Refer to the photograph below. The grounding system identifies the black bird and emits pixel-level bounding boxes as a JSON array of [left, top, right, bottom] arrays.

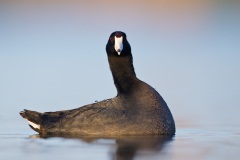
[[20, 31, 175, 136]]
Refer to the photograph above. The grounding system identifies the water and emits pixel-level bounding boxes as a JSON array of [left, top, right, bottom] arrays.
[[0, 1, 240, 159], [1, 127, 239, 160]]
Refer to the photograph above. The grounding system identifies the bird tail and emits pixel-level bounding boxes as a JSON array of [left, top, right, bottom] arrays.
[[20, 109, 42, 133]]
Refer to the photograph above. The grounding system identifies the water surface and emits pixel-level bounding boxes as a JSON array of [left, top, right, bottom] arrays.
[[1, 127, 239, 160]]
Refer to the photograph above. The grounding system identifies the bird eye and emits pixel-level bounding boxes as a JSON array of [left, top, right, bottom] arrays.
[[110, 37, 113, 42]]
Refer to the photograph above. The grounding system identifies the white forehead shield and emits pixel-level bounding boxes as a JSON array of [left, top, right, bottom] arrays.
[[114, 36, 123, 55]]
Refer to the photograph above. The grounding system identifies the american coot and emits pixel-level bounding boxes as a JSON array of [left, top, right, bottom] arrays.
[[20, 31, 175, 136]]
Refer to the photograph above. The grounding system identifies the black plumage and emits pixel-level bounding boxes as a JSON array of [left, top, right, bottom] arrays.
[[20, 31, 175, 136]]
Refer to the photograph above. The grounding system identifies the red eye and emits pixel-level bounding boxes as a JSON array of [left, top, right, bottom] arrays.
[[109, 37, 113, 42]]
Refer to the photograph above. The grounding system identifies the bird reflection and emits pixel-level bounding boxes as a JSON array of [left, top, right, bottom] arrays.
[[113, 136, 173, 160], [30, 134, 174, 160]]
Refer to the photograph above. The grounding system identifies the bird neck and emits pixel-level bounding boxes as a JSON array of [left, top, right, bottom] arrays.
[[108, 54, 137, 95]]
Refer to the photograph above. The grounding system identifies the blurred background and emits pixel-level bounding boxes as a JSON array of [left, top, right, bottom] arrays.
[[0, 0, 240, 134]]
